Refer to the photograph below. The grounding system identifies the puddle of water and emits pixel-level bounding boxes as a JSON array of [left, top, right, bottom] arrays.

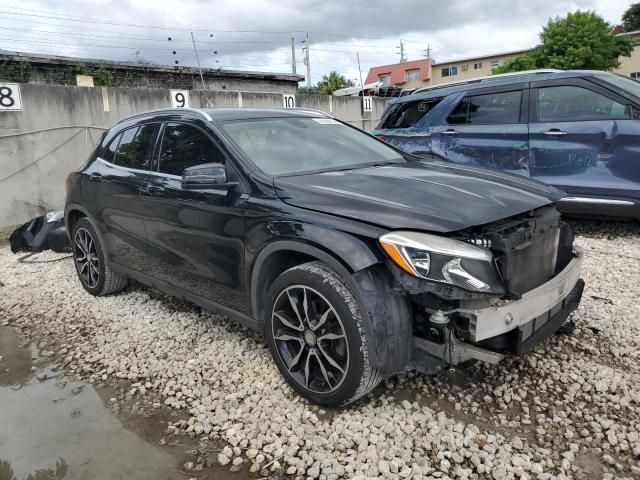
[[0, 326, 248, 480], [0, 327, 32, 386], [0, 370, 184, 480], [0, 327, 181, 480]]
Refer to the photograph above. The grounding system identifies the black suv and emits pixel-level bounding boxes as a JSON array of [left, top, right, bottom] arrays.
[[65, 107, 584, 407]]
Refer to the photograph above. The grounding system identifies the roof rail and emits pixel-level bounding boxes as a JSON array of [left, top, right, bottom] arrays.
[[287, 107, 331, 117], [412, 69, 563, 95], [117, 107, 213, 124]]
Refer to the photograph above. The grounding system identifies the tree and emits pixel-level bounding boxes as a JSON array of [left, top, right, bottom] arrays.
[[298, 85, 321, 94], [622, 3, 640, 32], [493, 11, 633, 74], [316, 71, 354, 95]]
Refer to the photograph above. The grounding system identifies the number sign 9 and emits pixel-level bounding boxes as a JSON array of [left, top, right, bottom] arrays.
[[170, 90, 190, 108], [0, 83, 23, 111]]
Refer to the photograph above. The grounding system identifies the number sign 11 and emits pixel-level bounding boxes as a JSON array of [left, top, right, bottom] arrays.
[[0, 83, 23, 111], [171, 90, 190, 108], [362, 96, 373, 112]]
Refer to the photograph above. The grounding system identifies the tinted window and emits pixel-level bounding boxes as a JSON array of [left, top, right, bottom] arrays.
[[447, 91, 521, 125], [101, 132, 120, 163], [382, 98, 442, 129], [468, 91, 521, 124], [447, 99, 469, 125], [159, 123, 225, 176], [113, 124, 158, 169], [538, 86, 630, 122]]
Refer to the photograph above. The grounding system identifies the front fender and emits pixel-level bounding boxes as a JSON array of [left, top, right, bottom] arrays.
[[249, 220, 412, 376]]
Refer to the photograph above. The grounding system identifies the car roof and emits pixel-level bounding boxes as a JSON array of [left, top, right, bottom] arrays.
[[396, 69, 604, 104], [117, 107, 330, 126]]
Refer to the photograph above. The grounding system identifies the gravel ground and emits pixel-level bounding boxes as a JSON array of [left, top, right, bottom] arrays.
[[0, 221, 639, 480]]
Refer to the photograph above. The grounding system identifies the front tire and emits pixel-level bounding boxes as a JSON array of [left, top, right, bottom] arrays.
[[264, 261, 382, 407], [72, 218, 128, 296]]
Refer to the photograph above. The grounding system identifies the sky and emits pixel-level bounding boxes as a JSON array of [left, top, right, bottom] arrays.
[[0, 0, 633, 85]]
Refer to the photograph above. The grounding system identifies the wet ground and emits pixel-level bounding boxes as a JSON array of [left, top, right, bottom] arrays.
[[0, 327, 240, 480]]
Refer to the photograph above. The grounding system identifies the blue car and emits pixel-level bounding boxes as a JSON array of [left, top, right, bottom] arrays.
[[373, 70, 640, 220]]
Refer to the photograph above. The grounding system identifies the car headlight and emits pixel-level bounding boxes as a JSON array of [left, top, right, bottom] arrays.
[[379, 231, 504, 294]]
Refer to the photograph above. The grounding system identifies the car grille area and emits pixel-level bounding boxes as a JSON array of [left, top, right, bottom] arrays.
[[458, 205, 570, 297]]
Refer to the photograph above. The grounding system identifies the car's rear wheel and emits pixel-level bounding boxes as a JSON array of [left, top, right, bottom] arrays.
[[264, 261, 382, 407], [72, 218, 128, 296]]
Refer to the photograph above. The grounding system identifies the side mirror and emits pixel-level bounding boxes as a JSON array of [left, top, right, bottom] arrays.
[[182, 163, 237, 190]]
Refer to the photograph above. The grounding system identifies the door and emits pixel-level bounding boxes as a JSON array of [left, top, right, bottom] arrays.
[[140, 121, 249, 314], [431, 86, 530, 177], [83, 123, 159, 271], [529, 79, 640, 200]]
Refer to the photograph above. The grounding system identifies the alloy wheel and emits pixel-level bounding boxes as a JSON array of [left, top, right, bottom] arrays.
[[271, 285, 349, 394], [74, 227, 100, 288]]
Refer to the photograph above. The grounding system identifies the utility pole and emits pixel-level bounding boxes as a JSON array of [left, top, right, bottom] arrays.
[[190, 31, 206, 89], [398, 39, 407, 63], [356, 52, 364, 95], [302, 32, 311, 88], [290, 36, 297, 75], [425, 44, 431, 60]]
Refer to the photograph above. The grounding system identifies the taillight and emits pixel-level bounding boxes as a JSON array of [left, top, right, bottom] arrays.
[[375, 135, 387, 142]]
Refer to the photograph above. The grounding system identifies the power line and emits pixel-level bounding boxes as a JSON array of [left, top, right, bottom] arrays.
[[0, 5, 427, 42]]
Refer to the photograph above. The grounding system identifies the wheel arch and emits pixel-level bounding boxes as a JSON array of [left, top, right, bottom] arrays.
[[250, 238, 413, 376], [64, 205, 110, 261], [250, 240, 361, 323]]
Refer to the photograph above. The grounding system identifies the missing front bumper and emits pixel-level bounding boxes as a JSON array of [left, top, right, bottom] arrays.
[[409, 252, 584, 374], [463, 250, 583, 343]]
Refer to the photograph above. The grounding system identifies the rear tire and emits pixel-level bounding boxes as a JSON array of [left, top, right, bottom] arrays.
[[72, 218, 128, 296], [264, 261, 382, 407]]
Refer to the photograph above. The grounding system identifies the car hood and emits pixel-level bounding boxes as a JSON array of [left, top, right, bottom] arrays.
[[274, 160, 564, 233]]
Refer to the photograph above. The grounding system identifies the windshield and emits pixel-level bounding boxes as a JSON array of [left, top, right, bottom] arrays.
[[221, 117, 405, 175], [594, 72, 640, 100]]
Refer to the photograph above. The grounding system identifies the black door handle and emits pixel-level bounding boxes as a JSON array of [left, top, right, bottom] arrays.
[[441, 129, 458, 136], [89, 172, 102, 182]]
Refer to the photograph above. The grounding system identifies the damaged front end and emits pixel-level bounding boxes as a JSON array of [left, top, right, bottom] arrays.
[[377, 205, 584, 375]]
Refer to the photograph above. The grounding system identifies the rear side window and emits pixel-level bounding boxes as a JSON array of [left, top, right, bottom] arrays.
[[382, 98, 442, 129], [100, 124, 158, 170], [537, 86, 630, 122], [158, 123, 225, 176], [100, 133, 120, 163], [114, 124, 158, 169], [448, 90, 522, 125]]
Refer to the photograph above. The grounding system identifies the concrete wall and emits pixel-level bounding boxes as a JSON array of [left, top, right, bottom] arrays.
[[0, 83, 386, 227]]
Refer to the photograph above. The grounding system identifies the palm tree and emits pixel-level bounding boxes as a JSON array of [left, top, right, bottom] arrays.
[[317, 71, 354, 95]]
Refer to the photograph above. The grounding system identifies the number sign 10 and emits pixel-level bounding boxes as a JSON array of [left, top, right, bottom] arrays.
[[282, 94, 296, 109], [0, 83, 23, 111], [171, 90, 190, 108]]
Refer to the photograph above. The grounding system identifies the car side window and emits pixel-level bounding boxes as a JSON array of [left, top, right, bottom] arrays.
[[113, 124, 158, 170], [537, 86, 630, 122], [447, 99, 469, 125], [100, 132, 121, 163], [382, 98, 442, 129], [447, 91, 522, 125], [158, 123, 225, 176]]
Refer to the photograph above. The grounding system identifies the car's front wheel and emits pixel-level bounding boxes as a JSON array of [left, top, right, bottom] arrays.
[[264, 261, 382, 407], [72, 217, 128, 296]]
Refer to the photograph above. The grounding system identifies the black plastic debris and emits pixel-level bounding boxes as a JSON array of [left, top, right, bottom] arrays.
[[9, 211, 70, 253]]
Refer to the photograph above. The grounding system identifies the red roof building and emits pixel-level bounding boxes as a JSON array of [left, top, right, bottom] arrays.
[[364, 59, 431, 88]]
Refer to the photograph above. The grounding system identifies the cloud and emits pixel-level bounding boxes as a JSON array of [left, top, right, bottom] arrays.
[[0, 0, 631, 83]]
